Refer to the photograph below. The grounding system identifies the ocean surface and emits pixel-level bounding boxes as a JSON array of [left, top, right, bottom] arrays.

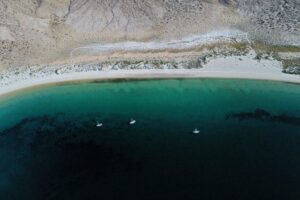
[[0, 79, 300, 200]]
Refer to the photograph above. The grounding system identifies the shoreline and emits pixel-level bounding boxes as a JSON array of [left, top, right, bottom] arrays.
[[1, 69, 299, 98], [1, 49, 299, 98]]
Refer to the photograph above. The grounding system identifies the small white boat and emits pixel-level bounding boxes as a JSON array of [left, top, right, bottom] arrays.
[[129, 118, 136, 125], [193, 128, 200, 134], [96, 121, 103, 127]]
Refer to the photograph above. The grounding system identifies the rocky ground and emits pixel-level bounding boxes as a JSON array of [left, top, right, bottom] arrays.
[[0, 0, 299, 71]]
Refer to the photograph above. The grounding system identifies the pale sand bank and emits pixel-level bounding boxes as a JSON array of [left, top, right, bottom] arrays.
[[0, 51, 299, 97], [1, 69, 299, 98]]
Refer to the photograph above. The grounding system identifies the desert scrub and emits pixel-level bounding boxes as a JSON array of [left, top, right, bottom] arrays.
[[282, 59, 300, 69]]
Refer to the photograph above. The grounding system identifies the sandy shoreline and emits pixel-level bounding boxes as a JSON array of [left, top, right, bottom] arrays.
[[1, 49, 299, 97], [1, 68, 299, 98]]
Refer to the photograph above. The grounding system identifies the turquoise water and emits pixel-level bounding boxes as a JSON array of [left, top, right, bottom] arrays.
[[0, 79, 300, 199]]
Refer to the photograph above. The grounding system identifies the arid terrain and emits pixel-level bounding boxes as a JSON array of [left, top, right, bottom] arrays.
[[0, 0, 299, 69]]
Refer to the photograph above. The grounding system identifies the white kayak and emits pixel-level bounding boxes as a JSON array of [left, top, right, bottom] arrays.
[[129, 119, 136, 125], [96, 122, 103, 127], [193, 128, 200, 134]]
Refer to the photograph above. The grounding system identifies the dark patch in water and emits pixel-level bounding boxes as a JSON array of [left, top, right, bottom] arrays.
[[225, 108, 300, 126], [1, 112, 300, 199], [50, 140, 139, 185], [0, 114, 143, 199]]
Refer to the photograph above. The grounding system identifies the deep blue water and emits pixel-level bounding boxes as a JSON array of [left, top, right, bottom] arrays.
[[0, 79, 300, 200]]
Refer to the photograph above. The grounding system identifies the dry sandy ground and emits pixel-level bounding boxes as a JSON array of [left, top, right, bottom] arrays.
[[0, 0, 299, 69]]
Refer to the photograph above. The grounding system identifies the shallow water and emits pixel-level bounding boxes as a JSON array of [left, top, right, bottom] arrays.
[[0, 79, 300, 199]]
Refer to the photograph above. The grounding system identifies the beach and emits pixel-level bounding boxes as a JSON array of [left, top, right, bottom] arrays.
[[1, 26, 299, 97], [1, 49, 299, 97], [0, 26, 299, 98]]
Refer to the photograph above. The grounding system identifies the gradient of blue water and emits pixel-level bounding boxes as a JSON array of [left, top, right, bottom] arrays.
[[0, 79, 299, 199]]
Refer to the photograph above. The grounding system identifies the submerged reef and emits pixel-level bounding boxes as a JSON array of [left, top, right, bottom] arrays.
[[225, 108, 300, 126]]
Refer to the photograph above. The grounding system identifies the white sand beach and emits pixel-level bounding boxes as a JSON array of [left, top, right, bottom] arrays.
[[0, 0, 299, 93], [1, 50, 299, 97]]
